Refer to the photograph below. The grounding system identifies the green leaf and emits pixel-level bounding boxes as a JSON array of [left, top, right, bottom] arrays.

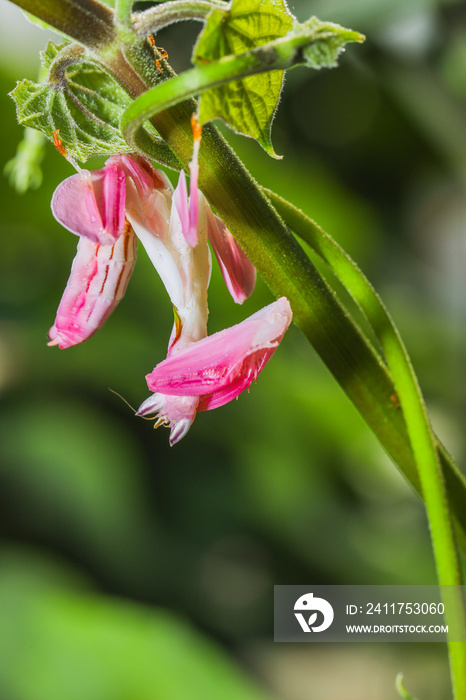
[[10, 42, 134, 162], [193, 0, 294, 157], [300, 17, 364, 70], [40, 39, 63, 70]]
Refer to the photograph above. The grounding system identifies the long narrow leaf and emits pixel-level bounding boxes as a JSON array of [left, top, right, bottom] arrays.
[[265, 189, 466, 697]]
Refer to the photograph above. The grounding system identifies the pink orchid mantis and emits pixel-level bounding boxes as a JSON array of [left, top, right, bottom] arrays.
[[49, 151, 292, 443]]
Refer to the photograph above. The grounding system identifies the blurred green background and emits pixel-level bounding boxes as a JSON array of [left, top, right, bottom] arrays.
[[1, 0, 466, 698]]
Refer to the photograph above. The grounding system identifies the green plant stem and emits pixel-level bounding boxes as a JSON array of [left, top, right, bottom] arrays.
[[121, 23, 362, 135], [266, 190, 466, 698], [115, 0, 134, 29], [132, 0, 226, 37], [261, 191, 466, 538], [10, 0, 115, 48], [120, 53, 269, 131]]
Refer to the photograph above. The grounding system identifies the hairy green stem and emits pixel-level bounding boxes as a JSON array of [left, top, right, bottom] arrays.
[[121, 21, 363, 131], [132, 0, 226, 37], [48, 43, 86, 84], [120, 53, 272, 130], [115, 0, 134, 29]]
